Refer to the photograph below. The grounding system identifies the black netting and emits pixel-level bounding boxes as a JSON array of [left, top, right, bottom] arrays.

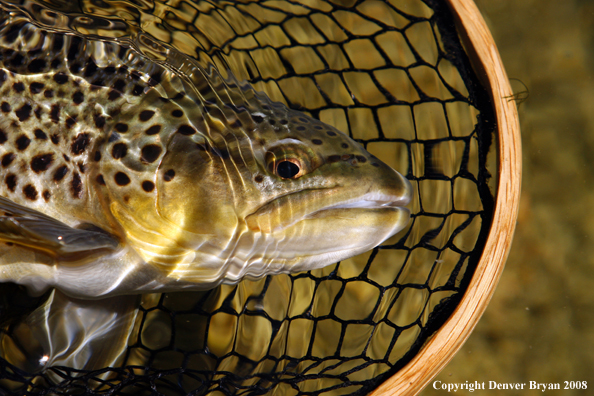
[[0, 0, 495, 394]]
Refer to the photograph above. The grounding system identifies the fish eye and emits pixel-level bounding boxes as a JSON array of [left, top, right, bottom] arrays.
[[275, 159, 302, 179]]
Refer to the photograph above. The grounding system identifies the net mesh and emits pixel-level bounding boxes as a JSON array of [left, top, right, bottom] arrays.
[[0, 0, 495, 394]]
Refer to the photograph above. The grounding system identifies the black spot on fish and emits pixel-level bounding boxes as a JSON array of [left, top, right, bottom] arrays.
[[148, 72, 162, 86], [112, 79, 126, 91], [63, 154, 70, 162], [53, 72, 68, 85], [96, 174, 105, 185], [71, 133, 90, 155], [1, 153, 14, 167], [94, 115, 106, 128], [296, 126, 306, 131], [145, 125, 161, 135], [356, 155, 367, 163], [34, 129, 47, 140], [114, 172, 130, 186], [5, 174, 16, 192], [52, 35, 64, 51], [43, 190, 51, 201], [326, 131, 336, 136], [94, 151, 101, 161], [66, 116, 77, 128], [118, 65, 128, 73], [50, 104, 60, 123], [254, 174, 264, 183], [71, 172, 82, 198], [1, 102, 10, 113], [140, 144, 162, 163], [298, 117, 309, 123], [50, 134, 60, 144], [30, 82, 44, 94], [171, 109, 183, 118], [34, 107, 42, 119], [13, 82, 25, 93], [108, 90, 121, 100], [5, 23, 24, 43], [44, 89, 54, 98], [139, 110, 154, 122], [177, 125, 196, 135], [371, 162, 380, 167], [328, 155, 341, 163], [72, 91, 84, 105], [132, 85, 144, 96], [108, 132, 120, 143], [31, 153, 54, 173], [23, 184, 37, 200], [115, 123, 128, 133], [142, 180, 155, 192], [0, 130, 6, 144], [130, 70, 142, 80], [28, 59, 46, 73], [111, 143, 127, 159], [10, 54, 24, 67], [229, 120, 242, 128], [312, 139, 323, 145], [0, 70, 6, 86], [15, 104, 32, 122], [53, 165, 68, 181], [16, 135, 30, 151], [105, 66, 116, 74], [163, 169, 175, 182], [313, 125, 323, 130], [268, 119, 276, 125], [341, 143, 349, 149]]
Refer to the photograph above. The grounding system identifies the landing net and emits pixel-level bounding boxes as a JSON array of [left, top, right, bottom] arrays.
[[0, 0, 495, 394]]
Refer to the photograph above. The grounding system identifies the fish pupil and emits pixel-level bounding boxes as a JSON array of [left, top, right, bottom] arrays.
[[276, 161, 300, 179]]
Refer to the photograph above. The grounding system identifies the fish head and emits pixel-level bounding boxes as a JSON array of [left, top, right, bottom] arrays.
[[126, 94, 412, 285]]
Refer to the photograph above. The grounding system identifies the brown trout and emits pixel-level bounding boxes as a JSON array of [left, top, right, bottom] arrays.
[[0, 5, 411, 375]]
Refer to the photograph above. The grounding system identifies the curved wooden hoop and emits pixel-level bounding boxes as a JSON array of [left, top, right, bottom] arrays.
[[370, 0, 522, 395]]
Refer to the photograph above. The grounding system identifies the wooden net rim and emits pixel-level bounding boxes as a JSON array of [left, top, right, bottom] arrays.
[[370, 0, 522, 394]]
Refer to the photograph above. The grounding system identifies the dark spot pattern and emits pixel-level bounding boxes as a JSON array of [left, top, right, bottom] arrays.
[[115, 123, 128, 133], [312, 139, 323, 145], [0, 70, 5, 85], [142, 180, 155, 192], [94, 115, 106, 128], [23, 184, 37, 200], [1, 102, 10, 113], [163, 169, 175, 182], [71, 133, 90, 155], [145, 125, 161, 135], [0, 130, 6, 144], [53, 72, 68, 84], [139, 110, 154, 122], [177, 125, 196, 135], [66, 116, 77, 128], [16, 135, 31, 151], [108, 90, 121, 100], [112, 143, 127, 159], [296, 126, 306, 131], [341, 143, 349, 149], [72, 91, 84, 105], [12, 82, 24, 93], [71, 173, 83, 198], [171, 109, 183, 118], [132, 85, 144, 96], [371, 162, 380, 167], [1, 153, 14, 167], [34, 129, 47, 139], [112, 79, 126, 91], [254, 174, 264, 183], [115, 172, 130, 186], [30, 82, 44, 94], [43, 190, 51, 201], [356, 155, 367, 163], [94, 151, 101, 161], [140, 145, 162, 163], [96, 174, 105, 185], [53, 165, 68, 181], [44, 89, 54, 98], [5, 174, 16, 192], [252, 115, 264, 123], [15, 104, 32, 121], [31, 153, 54, 173], [50, 134, 60, 144], [326, 131, 337, 136], [50, 104, 60, 123]]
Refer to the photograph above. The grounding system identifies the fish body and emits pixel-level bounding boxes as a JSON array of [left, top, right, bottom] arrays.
[[0, 10, 411, 299]]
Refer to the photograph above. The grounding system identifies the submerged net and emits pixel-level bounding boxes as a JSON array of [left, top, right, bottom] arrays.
[[0, 0, 495, 394]]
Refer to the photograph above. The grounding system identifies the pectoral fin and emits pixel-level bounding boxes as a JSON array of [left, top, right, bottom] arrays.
[[0, 196, 119, 255]]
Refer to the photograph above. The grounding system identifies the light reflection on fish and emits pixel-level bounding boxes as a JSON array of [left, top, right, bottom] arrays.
[[0, 7, 411, 377]]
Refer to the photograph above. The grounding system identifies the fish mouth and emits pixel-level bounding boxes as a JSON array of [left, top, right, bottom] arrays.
[[246, 180, 412, 234]]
